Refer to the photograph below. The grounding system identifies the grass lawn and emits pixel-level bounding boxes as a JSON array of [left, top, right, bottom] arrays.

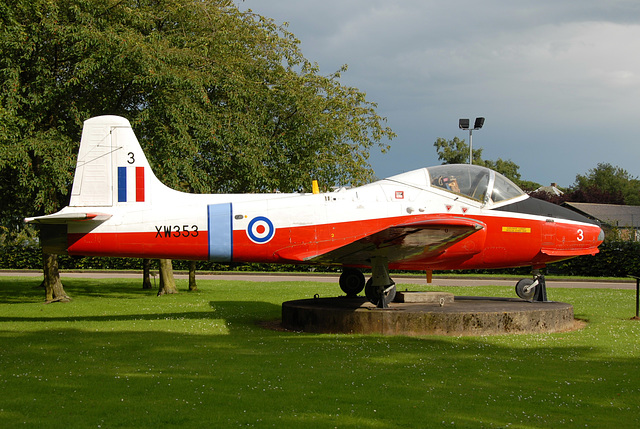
[[0, 275, 639, 428]]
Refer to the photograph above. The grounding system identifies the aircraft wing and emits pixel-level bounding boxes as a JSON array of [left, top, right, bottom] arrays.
[[24, 212, 112, 224], [304, 217, 486, 266]]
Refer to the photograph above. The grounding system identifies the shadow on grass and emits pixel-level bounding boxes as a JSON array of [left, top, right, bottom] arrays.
[[1, 323, 638, 428], [0, 276, 160, 303], [1, 276, 639, 427], [0, 300, 281, 325]]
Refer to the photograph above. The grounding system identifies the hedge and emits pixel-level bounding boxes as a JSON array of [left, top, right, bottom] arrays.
[[1, 240, 639, 277], [0, 244, 338, 273]]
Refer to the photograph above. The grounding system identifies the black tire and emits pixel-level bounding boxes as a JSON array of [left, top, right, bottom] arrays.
[[339, 268, 365, 297], [515, 278, 535, 300], [364, 278, 396, 306]]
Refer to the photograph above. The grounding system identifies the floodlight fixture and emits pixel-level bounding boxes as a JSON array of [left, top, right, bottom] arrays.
[[458, 117, 486, 164]]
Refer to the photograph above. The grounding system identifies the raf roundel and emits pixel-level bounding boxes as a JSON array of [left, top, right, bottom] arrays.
[[247, 216, 275, 244]]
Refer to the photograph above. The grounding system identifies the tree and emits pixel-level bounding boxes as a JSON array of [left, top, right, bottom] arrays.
[[142, 259, 153, 290], [1, 0, 395, 300], [42, 253, 70, 303], [434, 137, 482, 165], [188, 261, 198, 292], [157, 259, 177, 296], [569, 163, 640, 205]]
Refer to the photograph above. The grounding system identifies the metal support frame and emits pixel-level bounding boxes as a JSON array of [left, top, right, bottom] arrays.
[[532, 269, 548, 302], [370, 256, 395, 309]]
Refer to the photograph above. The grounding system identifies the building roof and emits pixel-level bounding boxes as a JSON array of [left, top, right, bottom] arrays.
[[535, 184, 563, 196], [563, 202, 640, 228]]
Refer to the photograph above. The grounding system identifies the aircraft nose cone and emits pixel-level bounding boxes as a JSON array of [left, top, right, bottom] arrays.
[[597, 227, 605, 243]]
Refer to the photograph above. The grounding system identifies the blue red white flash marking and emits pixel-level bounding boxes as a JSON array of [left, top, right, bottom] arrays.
[[117, 166, 145, 202], [208, 203, 232, 262]]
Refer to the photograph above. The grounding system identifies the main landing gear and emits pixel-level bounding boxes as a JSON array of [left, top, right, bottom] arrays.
[[341, 265, 551, 306], [339, 267, 365, 298], [515, 269, 549, 302], [339, 257, 397, 308]]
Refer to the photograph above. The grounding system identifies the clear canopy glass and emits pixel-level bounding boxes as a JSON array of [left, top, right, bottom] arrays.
[[426, 164, 524, 204]]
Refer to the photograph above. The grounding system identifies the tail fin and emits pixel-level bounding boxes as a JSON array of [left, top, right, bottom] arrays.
[[70, 115, 159, 207]]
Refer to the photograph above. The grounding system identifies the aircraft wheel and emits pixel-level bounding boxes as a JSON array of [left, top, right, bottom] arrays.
[[364, 278, 396, 307], [339, 268, 365, 297], [515, 278, 535, 300]]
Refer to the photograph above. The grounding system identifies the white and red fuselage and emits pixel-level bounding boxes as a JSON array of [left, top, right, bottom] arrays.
[[27, 116, 604, 275]]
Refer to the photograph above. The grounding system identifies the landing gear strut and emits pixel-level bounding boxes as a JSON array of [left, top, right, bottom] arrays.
[[515, 269, 548, 302], [364, 257, 397, 308], [338, 260, 397, 308]]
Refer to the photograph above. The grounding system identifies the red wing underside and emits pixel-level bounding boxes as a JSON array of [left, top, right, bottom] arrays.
[[307, 217, 486, 266]]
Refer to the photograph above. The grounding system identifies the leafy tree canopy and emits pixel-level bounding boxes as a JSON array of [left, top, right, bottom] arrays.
[[433, 137, 481, 165], [0, 0, 395, 229], [568, 163, 640, 205]]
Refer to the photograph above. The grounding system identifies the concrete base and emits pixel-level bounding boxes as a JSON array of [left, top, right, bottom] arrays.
[[281, 293, 577, 336], [395, 291, 454, 304]]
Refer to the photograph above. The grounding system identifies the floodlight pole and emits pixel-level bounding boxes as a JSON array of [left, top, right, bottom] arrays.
[[468, 128, 474, 165], [629, 275, 640, 320], [458, 117, 485, 165]]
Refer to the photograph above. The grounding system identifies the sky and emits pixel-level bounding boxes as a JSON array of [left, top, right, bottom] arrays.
[[236, 0, 640, 187]]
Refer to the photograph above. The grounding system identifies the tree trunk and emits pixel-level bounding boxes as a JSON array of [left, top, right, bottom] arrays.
[[188, 260, 198, 291], [42, 252, 71, 303], [142, 259, 153, 289], [157, 258, 177, 296]]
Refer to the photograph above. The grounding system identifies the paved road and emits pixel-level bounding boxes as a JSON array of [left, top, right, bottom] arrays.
[[1, 270, 635, 290]]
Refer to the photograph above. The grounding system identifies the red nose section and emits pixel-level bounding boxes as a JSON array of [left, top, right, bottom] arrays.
[[540, 223, 603, 258]]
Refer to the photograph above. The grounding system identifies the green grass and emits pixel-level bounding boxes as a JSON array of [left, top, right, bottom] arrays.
[[0, 276, 639, 428]]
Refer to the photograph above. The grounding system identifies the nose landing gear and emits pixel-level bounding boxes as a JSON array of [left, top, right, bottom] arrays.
[[515, 269, 548, 302]]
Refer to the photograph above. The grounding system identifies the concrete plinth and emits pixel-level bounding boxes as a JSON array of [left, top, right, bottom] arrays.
[[281, 294, 576, 336], [395, 291, 454, 304]]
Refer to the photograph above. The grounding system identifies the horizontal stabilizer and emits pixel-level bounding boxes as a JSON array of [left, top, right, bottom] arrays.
[[24, 212, 112, 225]]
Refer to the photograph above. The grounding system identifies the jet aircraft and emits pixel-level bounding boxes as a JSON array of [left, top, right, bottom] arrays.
[[26, 116, 604, 307]]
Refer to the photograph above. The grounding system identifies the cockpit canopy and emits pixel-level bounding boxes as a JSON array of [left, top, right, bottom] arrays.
[[426, 164, 524, 204]]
